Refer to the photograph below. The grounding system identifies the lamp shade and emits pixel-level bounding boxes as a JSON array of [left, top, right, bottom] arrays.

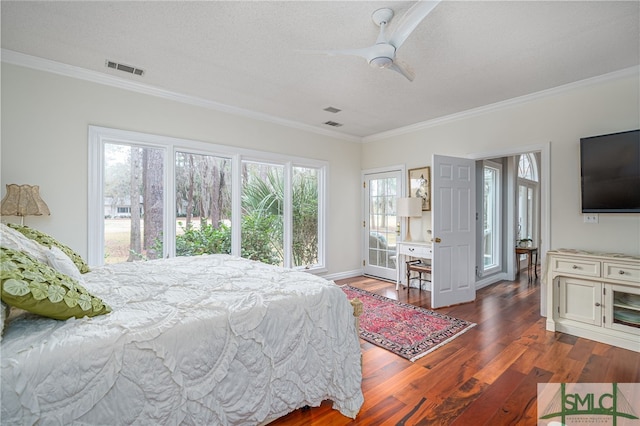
[[1, 184, 50, 218], [396, 197, 422, 217]]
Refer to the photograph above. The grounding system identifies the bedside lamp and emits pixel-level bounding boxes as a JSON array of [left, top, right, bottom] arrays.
[[1, 184, 51, 225], [396, 197, 422, 242]]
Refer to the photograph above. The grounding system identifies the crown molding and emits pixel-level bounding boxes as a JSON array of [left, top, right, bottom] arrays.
[[4, 49, 637, 145], [1, 49, 362, 143], [362, 65, 640, 143]]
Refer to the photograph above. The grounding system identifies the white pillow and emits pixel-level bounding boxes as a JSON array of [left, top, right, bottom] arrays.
[[0, 223, 49, 264], [44, 246, 85, 284], [1, 223, 84, 284]]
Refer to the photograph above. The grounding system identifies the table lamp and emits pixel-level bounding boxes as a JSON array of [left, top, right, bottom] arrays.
[[1, 184, 50, 225], [396, 197, 422, 241]]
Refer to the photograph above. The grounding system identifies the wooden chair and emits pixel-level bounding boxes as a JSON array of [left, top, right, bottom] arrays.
[[406, 259, 431, 292]]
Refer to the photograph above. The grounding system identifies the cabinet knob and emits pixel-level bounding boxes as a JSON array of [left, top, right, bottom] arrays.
[[618, 270, 625, 275], [408, 248, 415, 252], [595, 302, 601, 307], [572, 265, 578, 269]]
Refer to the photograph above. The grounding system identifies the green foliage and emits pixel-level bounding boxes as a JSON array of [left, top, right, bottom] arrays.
[[239, 212, 280, 265], [153, 218, 279, 264], [152, 167, 319, 267], [175, 222, 231, 257], [291, 171, 318, 266], [239, 166, 319, 266], [241, 170, 283, 264]]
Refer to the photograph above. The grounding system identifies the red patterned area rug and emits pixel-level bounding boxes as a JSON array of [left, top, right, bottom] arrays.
[[341, 285, 476, 362]]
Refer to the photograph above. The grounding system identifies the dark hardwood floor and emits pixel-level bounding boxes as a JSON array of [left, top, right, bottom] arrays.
[[270, 269, 640, 425]]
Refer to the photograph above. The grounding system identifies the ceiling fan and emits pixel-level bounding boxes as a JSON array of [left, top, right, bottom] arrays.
[[303, 0, 441, 82]]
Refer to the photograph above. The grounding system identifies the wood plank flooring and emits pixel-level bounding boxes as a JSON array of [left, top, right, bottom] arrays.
[[270, 270, 640, 425]]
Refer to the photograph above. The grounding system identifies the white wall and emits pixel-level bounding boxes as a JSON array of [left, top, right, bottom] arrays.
[[3, 62, 638, 279], [0, 63, 363, 275], [362, 72, 640, 255]]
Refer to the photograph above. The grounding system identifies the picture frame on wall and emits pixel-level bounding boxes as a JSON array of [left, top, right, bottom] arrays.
[[408, 166, 431, 211]]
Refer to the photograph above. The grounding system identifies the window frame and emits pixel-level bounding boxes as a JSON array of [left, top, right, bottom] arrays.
[[482, 160, 502, 276], [88, 126, 327, 271], [517, 153, 539, 247]]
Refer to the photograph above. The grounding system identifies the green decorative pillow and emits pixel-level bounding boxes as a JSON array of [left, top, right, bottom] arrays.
[[0, 247, 110, 320], [6, 223, 90, 274]]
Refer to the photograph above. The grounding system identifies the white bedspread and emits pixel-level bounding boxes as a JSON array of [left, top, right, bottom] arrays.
[[1, 254, 363, 425]]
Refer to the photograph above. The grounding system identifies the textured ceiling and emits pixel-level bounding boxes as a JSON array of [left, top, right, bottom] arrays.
[[1, 1, 639, 139]]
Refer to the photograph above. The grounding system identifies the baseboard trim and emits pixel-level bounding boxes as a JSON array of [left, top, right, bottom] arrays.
[[475, 272, 508, 290], [323, 269, 363, 281]]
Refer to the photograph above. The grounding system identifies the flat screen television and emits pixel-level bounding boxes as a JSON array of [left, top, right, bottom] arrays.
[[580, 129, 640, 213]]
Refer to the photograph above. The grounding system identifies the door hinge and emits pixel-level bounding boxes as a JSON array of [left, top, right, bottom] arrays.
[[362, 260, 366, 267], [557, 306, 560, 314], [603, 316, 606, 324], [363, 181, 366, 188], [603, 288, 606, 295], [363, 220, 366, 228]]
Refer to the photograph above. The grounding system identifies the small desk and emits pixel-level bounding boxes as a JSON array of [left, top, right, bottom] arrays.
[[396, 241, 432, 291], [515, 246, 538, 281]]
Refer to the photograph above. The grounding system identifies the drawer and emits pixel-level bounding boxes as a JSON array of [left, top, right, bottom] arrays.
[[604, 262, 640, 284], [399, 244, 432, 258], [552, 257, 600, 277]]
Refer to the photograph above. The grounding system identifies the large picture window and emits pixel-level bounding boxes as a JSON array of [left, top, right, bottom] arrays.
[[89, 126, 326, 271]]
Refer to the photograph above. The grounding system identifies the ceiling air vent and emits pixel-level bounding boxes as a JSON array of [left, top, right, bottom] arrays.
[[324, 121, 343, 127], [323, 106, 342, 113], [105, 60, 144, 76]]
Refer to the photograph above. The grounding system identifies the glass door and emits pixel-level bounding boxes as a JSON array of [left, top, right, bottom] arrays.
[[363, 170, 401, 281]]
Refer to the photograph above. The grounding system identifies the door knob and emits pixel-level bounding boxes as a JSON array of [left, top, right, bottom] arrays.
[[433, 237, 442, 243]]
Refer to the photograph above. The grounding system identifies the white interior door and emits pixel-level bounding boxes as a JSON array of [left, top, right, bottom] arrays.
[[431, 154, 476, 308]]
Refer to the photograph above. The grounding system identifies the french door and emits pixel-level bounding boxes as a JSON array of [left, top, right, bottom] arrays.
[[363, 170, 402, 281]]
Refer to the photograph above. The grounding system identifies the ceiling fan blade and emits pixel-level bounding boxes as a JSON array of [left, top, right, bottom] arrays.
[[296, 47, 373, 61], [389, 0, 441, 49], [389, 60, 415, 82]]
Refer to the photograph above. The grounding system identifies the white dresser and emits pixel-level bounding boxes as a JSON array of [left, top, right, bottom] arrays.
[[396, 241, 432, 291], [546, 249, 640, 352]]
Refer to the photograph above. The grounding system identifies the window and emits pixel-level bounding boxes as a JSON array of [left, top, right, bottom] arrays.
[[482, 161, 501, 274], [517, 153, 539, 245], [518, 153, 538, 181], [103, 143, 165, 263], [291, 166, 319, 268], [89, 126, 326, 271], [241, 161, 284, 265], [174, 151, 232, 257]]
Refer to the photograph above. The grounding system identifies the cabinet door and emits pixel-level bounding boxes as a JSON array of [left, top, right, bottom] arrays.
[[605, 284, 640, 336], [559, 277, 602, 326]]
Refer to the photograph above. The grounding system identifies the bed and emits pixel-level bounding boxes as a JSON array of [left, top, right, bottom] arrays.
[[0, 224, 364, 425]]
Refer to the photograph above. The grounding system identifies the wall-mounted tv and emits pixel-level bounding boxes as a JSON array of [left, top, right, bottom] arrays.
[[580, 129, 640, 213]]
